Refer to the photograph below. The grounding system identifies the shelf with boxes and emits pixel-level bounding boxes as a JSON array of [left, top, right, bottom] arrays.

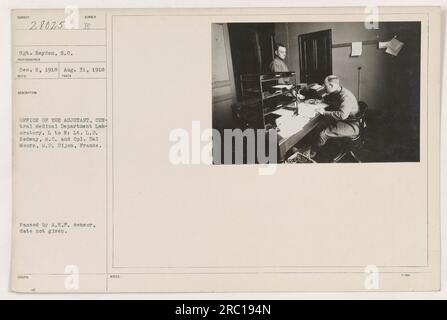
[[233, 72, 298, 130]]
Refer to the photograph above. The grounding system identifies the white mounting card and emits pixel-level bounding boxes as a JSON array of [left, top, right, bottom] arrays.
[[11, 6, 441, 293]]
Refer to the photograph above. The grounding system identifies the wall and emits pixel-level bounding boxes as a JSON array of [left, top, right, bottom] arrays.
[[275, 22, 398, 111], [212, 24, 237, 131]]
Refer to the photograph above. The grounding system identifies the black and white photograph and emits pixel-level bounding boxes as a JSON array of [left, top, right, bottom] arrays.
[[212, 22, 421, 163]]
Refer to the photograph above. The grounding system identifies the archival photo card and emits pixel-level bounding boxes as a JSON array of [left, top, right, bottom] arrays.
[[10, 6, 440, 293]]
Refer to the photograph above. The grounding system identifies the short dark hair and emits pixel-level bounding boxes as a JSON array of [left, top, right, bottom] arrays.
[[274, 43, 286, 51], [324, 75, 340, 84]]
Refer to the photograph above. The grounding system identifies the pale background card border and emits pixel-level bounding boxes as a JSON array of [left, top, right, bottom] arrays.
[[1, 0, 446, 299]]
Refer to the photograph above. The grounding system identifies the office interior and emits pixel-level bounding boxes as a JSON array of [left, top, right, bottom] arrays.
[[212, 22, 421, 163]]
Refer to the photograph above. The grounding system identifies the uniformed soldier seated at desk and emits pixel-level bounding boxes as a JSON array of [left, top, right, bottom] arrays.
[[310, 75, 360, 158]]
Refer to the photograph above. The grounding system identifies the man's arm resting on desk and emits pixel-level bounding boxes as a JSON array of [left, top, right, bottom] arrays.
[[319, 93, 357, 120]]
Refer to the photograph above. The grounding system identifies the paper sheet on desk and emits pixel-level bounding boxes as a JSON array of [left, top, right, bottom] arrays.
[[271, 108, 294, 117], [298, 102, 326, 118], [272, 109, 296, 128], [298, 108, 317, 118], [277, 115, 310, 138], [272, 84, 294, 90]]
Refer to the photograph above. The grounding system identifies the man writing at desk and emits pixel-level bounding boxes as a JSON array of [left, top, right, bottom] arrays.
[[311, 75, 359, 158]]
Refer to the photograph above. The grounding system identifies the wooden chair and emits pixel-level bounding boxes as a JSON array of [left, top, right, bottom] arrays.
[[332, 101, 368, 163]]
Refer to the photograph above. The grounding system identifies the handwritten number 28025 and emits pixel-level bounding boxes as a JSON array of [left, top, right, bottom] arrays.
[[29, 20, 65, 30]]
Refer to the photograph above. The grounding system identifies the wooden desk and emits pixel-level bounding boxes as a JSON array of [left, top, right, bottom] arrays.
[[274, 101, 328, 162]]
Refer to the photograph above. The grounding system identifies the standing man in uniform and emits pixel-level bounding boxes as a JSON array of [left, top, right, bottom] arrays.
[[269, 43, 291, 85], [269, 43, 289, 72]]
